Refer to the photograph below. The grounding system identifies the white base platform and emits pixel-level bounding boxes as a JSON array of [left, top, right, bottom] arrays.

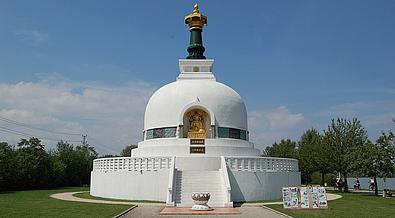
[[90, 156, 300, 205], [133, 138, 260, 157]]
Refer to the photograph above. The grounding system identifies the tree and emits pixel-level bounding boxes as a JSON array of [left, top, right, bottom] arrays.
[[15, 137, 51, 189], [120, 144, 137, 157], [323, 118, 368, 192], [298, 128, 322, 184], [0, 142, 15, 190], [52, 141, 98, 187], [73, 144, 97, 185], [352, 137, 394, 195], [263, 139, 297, 158], [0, 137, 99, 191], [53, 141, 74, 186], [315, 138, 334, 187]]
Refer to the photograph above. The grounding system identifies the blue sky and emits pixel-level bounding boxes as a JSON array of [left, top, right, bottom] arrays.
[[0, 1, 394, 154]]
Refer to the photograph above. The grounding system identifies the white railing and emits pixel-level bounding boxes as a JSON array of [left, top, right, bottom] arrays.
[[220, 156, 233, 207], [93, 156, 173, 172], [225, 156, 299, 172], [166, 156, 176, 206]]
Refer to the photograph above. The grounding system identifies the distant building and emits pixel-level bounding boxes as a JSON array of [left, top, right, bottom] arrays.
[[90, 4, 300, 207]]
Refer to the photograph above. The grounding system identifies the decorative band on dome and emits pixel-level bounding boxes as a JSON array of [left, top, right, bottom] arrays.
[[218, 127, 248, 141], [145, 127, 177, 140]]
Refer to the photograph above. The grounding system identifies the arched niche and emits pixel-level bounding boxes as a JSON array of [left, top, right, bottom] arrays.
[[179, 103, 215, 139]]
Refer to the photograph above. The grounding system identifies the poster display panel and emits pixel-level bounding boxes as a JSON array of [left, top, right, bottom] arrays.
[[282, 186, 328, 210], [300, 187, 309, 208], [318, 187, 328, 208], [282, 187, 292, 209]]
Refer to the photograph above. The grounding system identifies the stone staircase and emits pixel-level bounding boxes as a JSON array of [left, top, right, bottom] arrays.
[[174, 170, 226, 207]]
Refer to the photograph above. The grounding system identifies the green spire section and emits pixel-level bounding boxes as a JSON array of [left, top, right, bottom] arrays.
[[184, 4, 207, 59]]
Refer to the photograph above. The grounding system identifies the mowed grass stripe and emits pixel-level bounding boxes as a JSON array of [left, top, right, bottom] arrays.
[[0, 187, 131, 218]]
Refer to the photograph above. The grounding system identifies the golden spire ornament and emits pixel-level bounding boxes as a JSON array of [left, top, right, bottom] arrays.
[[184, 3, 208, 31], [184, 3, 207, 59]]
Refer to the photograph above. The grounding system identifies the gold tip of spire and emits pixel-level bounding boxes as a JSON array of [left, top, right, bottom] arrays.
[[185, 3, 207, 31], [193, 3, 199, 13]]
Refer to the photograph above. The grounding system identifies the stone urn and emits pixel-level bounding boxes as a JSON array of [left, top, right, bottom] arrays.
[[191, 192, 213, 210]]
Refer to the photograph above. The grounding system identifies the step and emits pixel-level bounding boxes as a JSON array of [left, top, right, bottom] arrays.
[[174, 170, 227, 207]]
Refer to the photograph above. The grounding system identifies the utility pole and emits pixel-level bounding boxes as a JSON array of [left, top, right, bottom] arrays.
[[82, 134, 87, 146]]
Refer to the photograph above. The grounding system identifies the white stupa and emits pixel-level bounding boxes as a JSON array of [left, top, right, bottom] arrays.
[[90, 4, 300, 207]]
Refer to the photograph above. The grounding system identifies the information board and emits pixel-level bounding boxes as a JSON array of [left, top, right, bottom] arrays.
[[282, 186, 328, 209]]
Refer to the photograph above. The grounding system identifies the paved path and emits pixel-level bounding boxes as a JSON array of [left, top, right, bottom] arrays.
[[51, 192, 289, 217], [51, 191, 341, 206], [50, 191, 164, 206], [51, 191, 341, 217], [121, 205, 289, 218]]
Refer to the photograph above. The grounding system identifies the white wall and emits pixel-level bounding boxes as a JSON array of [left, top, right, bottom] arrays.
[[175, 157, 220, 170], [228, 170, 301, 201], [90, 170, 169, 201], [133, 138, 260, 157], [90, 156, 301, 202]]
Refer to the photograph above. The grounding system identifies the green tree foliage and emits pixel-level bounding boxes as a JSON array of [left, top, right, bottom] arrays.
[[0, 142, 15, 191], [0, 137, 98, 191], [263, 139, 297, 158], [52, 141, 97, 186], [15, 137, 51, 189], [298, 128, 322, 184], [73, 145, 98, 185], [351, 138, 394, 195], [120, 144, 137, 157], [298, 129, 333, 186], [323, 118, 368, 192]]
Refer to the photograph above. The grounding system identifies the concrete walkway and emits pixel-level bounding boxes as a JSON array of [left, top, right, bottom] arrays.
[[51, 191, 341, 218], [51, 191, 342, 206], [121, 205, 289, 218], [50, 191, 165, 206], [51, 191, 289, 217]]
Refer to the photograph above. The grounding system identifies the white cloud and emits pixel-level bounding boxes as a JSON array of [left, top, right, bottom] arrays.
[[0, 78, 305, 155], [315, 100, 395, 139], [265, 106, 304, 129], [15, 29, 50, 46], [0, 79, 156, 154], [248, 106, 305, 151]]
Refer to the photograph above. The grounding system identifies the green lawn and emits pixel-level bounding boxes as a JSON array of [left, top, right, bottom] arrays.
[[73, 191, 164, 203], [0, 187, 132, 218], [267, 192, 395, 218]]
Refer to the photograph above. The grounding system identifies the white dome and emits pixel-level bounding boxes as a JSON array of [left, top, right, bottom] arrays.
[[144, 73, 247, 131]]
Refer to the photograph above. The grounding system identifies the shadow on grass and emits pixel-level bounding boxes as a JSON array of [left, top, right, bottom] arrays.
[[0, 190, 15, 194], [0, 186, 88, 195], [73, 191, 165, 203]]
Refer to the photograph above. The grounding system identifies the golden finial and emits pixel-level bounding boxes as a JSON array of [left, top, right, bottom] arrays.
[[193, 3, 199, 13], [185, 3, 207, 31]]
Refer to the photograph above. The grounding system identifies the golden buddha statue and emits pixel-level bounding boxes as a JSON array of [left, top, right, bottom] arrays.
[[188, 110, 206, 138]]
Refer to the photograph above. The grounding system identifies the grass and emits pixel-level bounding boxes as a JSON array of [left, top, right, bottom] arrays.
[[0, 187, 132, 218], [74, 191, 165, 203], [267, 192, 395, 218]]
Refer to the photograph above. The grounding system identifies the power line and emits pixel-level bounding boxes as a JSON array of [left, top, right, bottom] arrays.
[[88, 137, 119, 154], [0, 126, 80, 143], [0, 116, 81, 136], [0, 116, 118, 153]]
